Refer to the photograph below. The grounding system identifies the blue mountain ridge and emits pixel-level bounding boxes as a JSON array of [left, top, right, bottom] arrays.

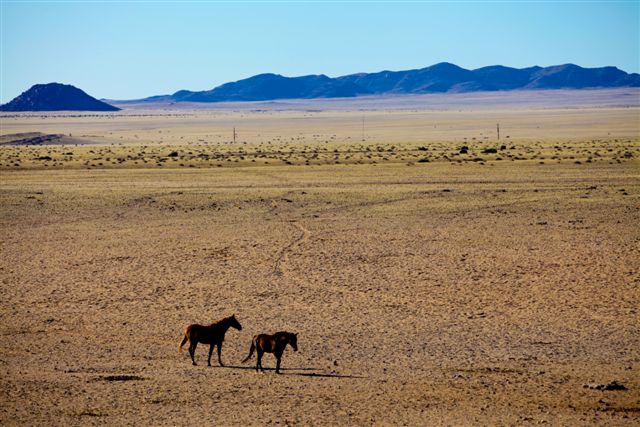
[[3, 63, 639, 110], [145, 62, 640, 103]]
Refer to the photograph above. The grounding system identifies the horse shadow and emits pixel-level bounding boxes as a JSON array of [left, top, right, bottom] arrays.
[[289, 371, 364, 379], [217, 364, 364, 379]]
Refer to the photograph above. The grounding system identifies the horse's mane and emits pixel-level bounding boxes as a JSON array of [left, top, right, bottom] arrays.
[[211, 315, 233, 325], [275, 331, 294, 338]]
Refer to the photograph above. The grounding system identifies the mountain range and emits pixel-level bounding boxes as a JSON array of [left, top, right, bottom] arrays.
[[1, 63, 639, 111], [139, 63, 640, 103], [0, 83, 120, 112]]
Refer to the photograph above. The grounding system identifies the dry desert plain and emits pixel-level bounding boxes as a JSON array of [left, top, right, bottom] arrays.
[[1, 90, 639, 425]]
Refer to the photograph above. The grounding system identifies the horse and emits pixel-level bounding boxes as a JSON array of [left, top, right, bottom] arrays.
[[242, 331, 298, 373], [178, 314, 242, 366]]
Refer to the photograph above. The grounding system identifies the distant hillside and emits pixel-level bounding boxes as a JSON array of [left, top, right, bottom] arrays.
[[171, 73, 372, 102], [135, 63, 640, 103], [0, 83, 120, 112]]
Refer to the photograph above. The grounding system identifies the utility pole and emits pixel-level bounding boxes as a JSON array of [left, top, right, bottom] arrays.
[[233, 127, 236, 144], [497, 123, 500, 140], [362, 114, 365, 142]]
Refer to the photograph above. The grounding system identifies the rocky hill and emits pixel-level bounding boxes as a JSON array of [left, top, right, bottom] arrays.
[[0, 83, 120, 112]]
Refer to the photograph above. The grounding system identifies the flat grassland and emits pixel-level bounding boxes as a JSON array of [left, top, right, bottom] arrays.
[[1, 90, 639, 425]]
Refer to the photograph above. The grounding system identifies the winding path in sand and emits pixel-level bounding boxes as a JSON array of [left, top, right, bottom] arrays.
[[273, 220, 310, 277]]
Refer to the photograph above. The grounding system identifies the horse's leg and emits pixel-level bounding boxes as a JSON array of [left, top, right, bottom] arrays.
[[207, 344, 214, 367], [256, 349, 263, 373], [189, 342, 198, 365], [217, 342, 224, 367], [274, 350, 283, 374]]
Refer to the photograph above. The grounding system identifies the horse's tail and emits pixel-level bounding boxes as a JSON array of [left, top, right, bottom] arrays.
[[178, 330, 189, 353], [242, 336, 257, 363]]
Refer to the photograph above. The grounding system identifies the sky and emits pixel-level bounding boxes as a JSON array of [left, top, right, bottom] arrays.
[[1, 1, 639, 103]]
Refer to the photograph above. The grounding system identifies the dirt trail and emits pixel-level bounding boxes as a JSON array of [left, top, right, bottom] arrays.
[[273, 220, 310, 277]]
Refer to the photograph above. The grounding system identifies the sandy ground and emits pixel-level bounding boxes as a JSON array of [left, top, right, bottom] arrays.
[[1, 93, 639, 425]]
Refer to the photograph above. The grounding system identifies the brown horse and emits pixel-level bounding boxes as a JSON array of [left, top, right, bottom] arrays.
[[242, 331, 298, 373], [179, 314, 242, 366]]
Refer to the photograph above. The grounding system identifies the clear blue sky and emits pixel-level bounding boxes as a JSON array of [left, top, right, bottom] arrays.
[[1, 1, 639, 102]]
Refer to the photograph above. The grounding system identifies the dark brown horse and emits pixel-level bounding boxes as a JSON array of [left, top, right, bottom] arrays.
[[179, 315, 242, 366], [242, 331, 298, 373]]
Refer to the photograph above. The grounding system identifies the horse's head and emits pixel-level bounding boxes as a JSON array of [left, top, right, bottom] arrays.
[[228, 314, 242, 331], [289, 332, 298, 352]]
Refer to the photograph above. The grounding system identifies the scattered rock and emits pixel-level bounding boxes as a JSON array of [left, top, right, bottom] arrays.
[[584, 381, 627, 391], [467, 312, 486, 319]]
